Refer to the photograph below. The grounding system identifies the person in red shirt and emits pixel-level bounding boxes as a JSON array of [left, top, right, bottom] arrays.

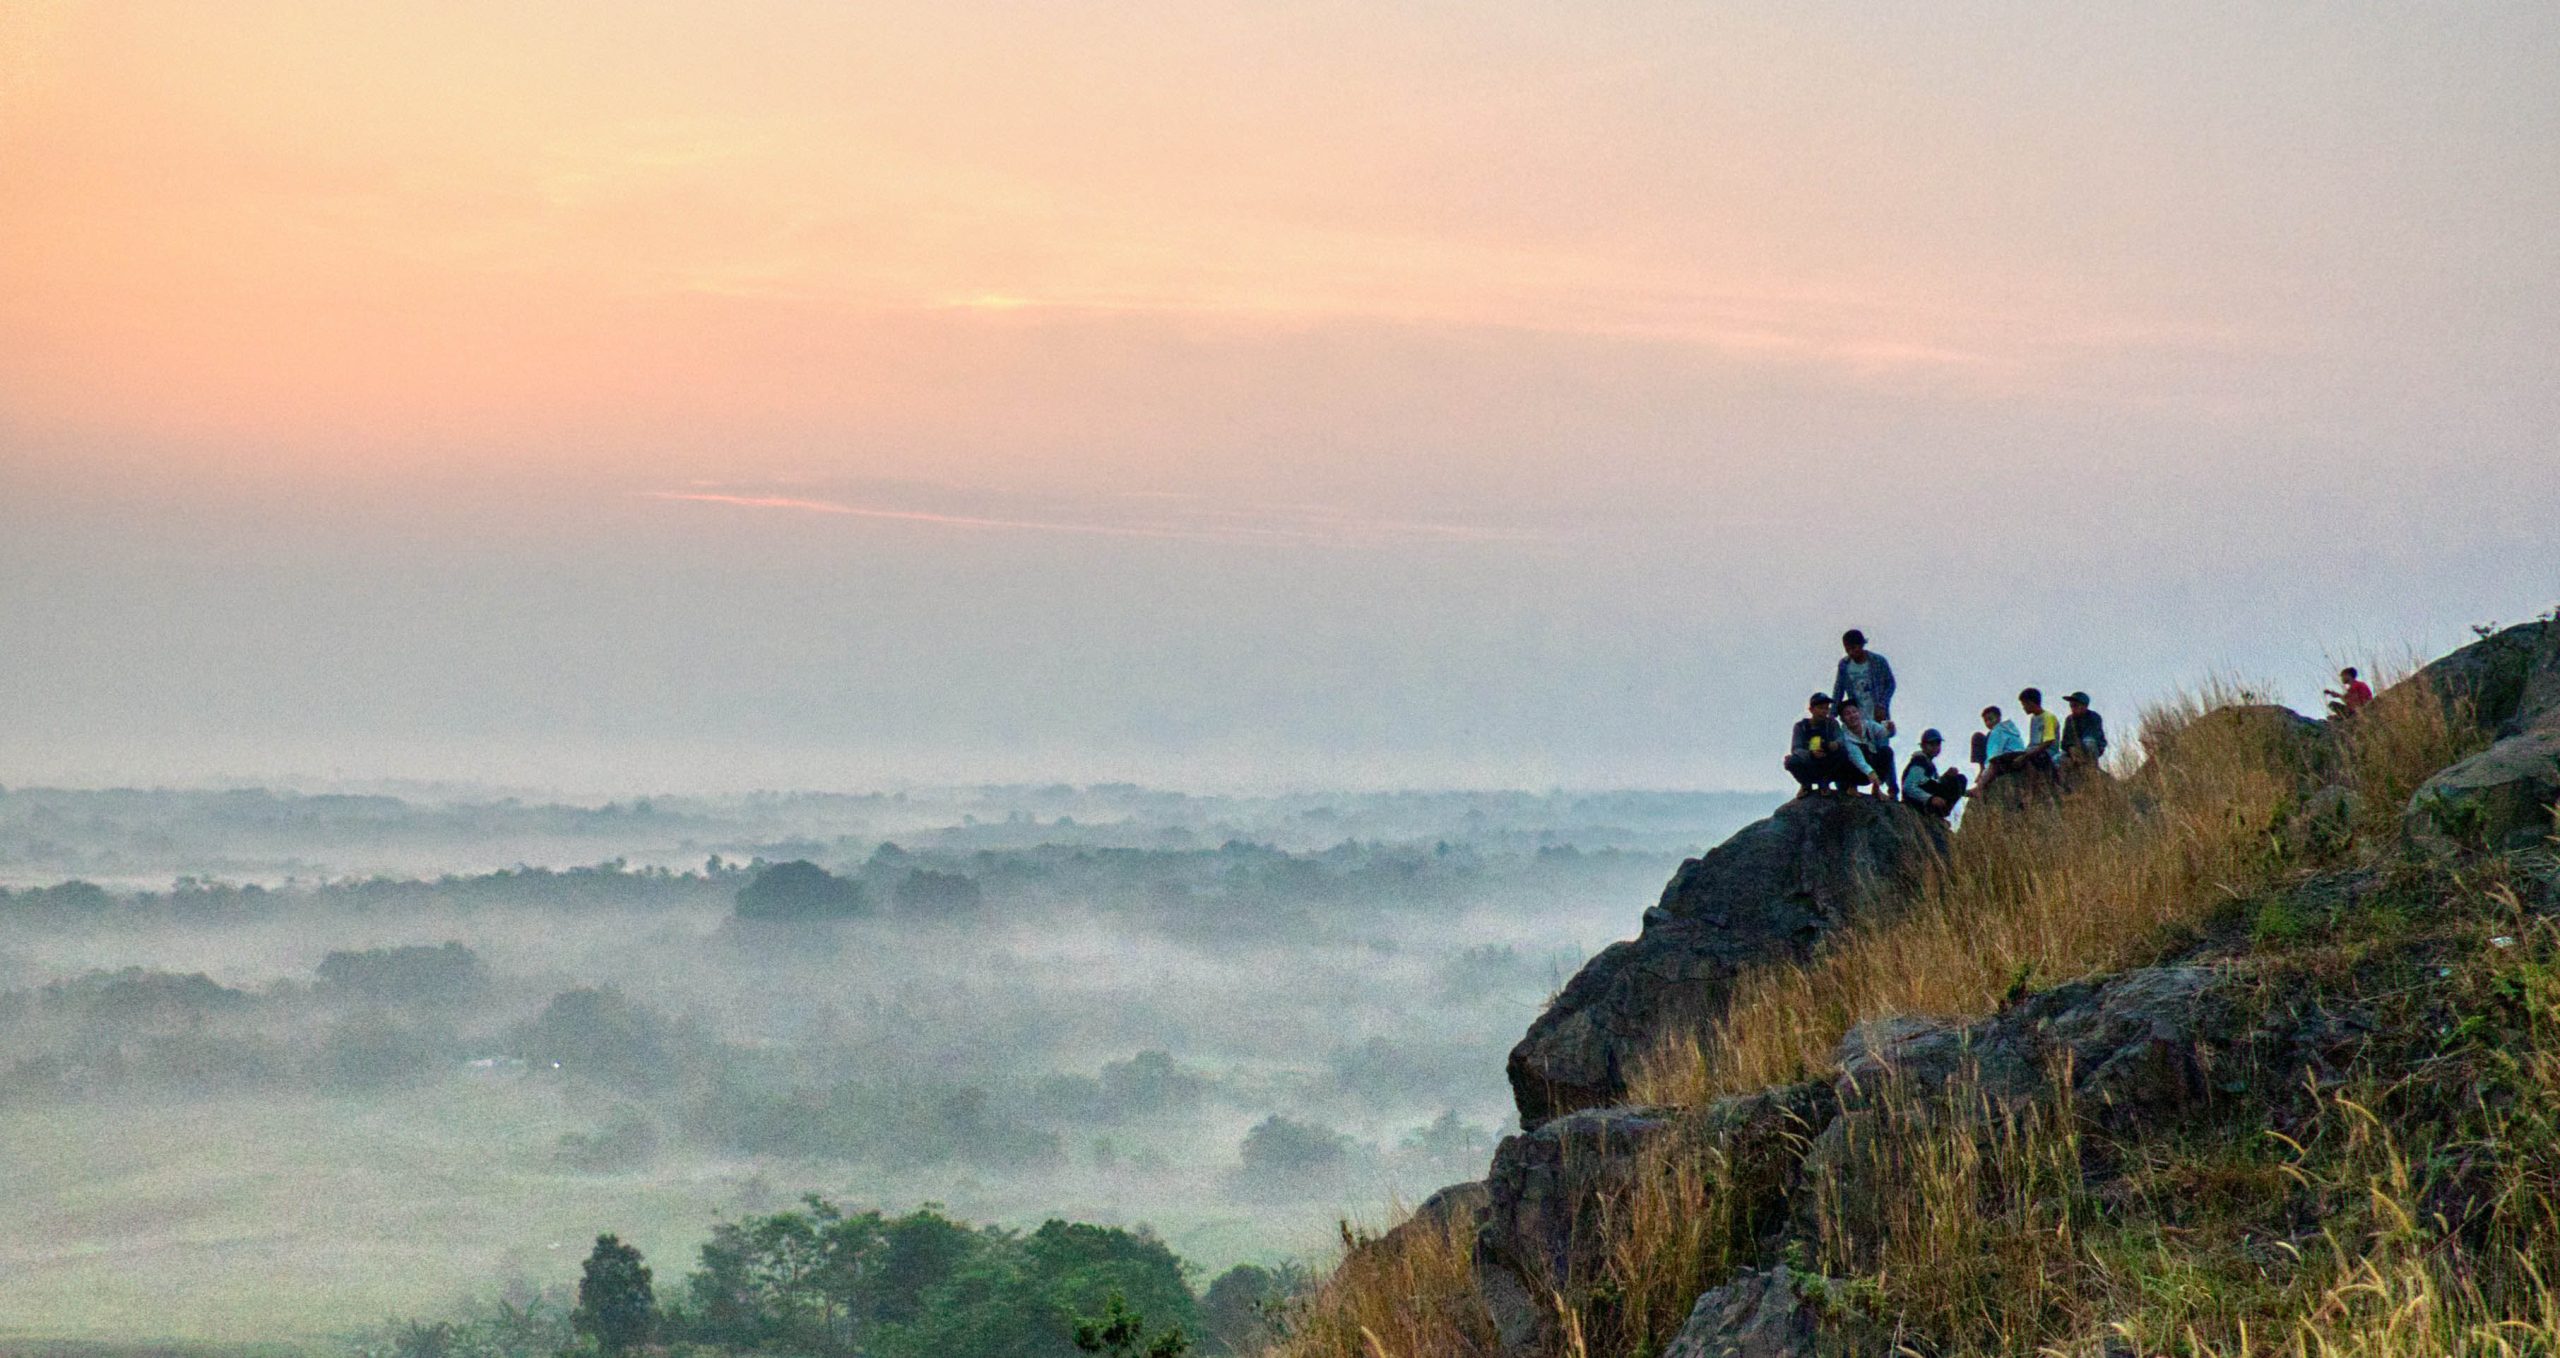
[[2325, 667, 2375, 719]]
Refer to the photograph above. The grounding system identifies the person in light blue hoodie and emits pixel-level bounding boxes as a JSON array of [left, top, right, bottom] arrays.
[[1975, 703, 2026, 788]]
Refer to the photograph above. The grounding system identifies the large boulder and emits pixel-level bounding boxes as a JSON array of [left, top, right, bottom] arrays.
[[2408, 726, 2560, 853], [1473, 1084, 1837, 1357], [2403, 618, 2560, 853], [1509, 796, 1945, 1127], [2403, 618, 2559, 737]]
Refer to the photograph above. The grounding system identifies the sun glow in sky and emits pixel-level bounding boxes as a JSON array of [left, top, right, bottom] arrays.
[[3, 1, 2557, 789]]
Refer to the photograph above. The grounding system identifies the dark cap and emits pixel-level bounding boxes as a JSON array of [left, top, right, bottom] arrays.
[[1808, 692, 1833, 706], [1920, 728, 1943, 745], [2065, 691, 2091, 706], [1842, 629, 1866, 647]]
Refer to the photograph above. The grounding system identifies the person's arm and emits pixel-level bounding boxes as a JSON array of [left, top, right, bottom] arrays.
[[1831, 658, 1849, 707], [1873, 654, 1896, 721], [1842, 730, 1873, 779], [1790, 719, 1813, 760]]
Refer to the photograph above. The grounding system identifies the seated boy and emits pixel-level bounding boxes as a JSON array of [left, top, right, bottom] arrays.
[[2325, 667, 2374, 719], [1785, 693, 1876, 796], [1978, 704, 2027, 784], [1900, 729, 1968, 819]]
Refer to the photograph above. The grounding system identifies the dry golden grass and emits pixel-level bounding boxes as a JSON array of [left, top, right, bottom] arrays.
[[1806, 1063, 2092, 1352], [1629, 674, 2481, 1110], [1275, 1203, 1497, 1358]]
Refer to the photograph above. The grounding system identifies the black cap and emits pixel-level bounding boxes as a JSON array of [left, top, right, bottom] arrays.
[[2065, 691, 2091, 706], [1842, 629, 1866, 647], [1920, 728, 1943, 744], [1808, 692, 1832, 706]]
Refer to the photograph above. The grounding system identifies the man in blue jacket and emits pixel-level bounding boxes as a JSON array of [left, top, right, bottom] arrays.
[[1833, 631, 1898, 795], [1833, 630, 1896, 728]]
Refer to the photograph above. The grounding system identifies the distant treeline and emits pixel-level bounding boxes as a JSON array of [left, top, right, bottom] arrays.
[[0, 835, 1667, 928], [358, 1197, 1300, 1358]]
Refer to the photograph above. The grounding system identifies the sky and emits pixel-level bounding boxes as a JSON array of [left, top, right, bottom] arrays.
[[3, 1, 2557, 793]]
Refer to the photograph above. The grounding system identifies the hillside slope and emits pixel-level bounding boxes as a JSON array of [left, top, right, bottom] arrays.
[[1277, 617, 2560, 1358]]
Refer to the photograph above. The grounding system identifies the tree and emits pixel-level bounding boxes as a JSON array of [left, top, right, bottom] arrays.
[[512, 987, 672, 1091], [1073, 1292, 1191, 1358], [1200, 1264, 1292, 1355], [892, 868, 985, 915], [574, 1234, 655, 1354], [735, 860, 865, 922]]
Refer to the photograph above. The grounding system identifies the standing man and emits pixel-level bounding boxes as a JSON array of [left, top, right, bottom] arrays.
[[1901, 729, 1969, 819], [1786, 693, 1877, 797], [1833, 630, 1898, 796], [1833, 630, 1897, 730], [2062, 692, 2108, 770]]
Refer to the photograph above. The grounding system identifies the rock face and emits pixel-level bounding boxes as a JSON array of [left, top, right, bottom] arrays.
[[2407, 618, 2558, 737], [1508, 796, 1945, 1127], [2405, 618, 2560, 852], [1473, 1085, 1836, 1357], [1829, 965, 2237, 1124]]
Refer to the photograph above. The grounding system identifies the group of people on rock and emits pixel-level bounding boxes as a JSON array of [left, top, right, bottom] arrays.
[[1784, 629, 2110, 820]]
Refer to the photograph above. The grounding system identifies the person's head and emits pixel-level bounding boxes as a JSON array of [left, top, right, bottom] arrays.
[[1982, 705, 2003, 727], [1839, 697, 1866, 728], [2341, 666, 2359, 682], [1807, 692, 1833, 720], [1842, 628, 1868, 659], [2065, 691, 2091, 714], [2019, 687, 2044, 712], [1920, 728, 1944, 754]]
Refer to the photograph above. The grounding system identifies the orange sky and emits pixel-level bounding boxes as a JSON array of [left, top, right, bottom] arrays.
[[2, 0, 2344, 483], [3, 2, 2555, 789]]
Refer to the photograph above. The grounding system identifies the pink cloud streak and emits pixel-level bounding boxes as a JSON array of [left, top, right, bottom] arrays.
[[640, 491, 1543, 547]]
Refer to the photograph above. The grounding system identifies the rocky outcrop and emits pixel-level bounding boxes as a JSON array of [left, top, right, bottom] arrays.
[[2405, 618, 2560, 853], [1508, 796, 1945, 1127], [1662, 1268, 1880, 1358], [2406, 618, 2558, 737], [1363, 1179, 1491, 1262], [1473, 1084, 1835, 1357], [1829, 965, 2237, 1124]]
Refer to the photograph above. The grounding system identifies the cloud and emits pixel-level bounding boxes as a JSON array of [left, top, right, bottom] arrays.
[[640, 489, 1548, 548]]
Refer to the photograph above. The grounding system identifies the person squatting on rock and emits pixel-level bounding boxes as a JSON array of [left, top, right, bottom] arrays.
[[2325, 667, 2374, 719], [1786, 692, 1878, 797], [1900, 728, 1969, 819], [2062, 691, 2107, 770], [1839, 698, 1897, 798]]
